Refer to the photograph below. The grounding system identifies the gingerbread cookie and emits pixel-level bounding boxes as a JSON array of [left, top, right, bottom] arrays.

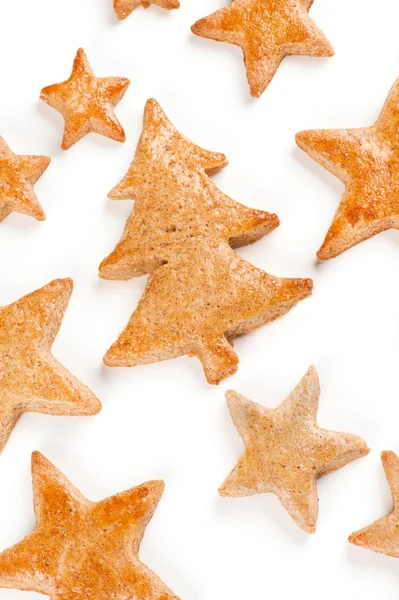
[[191, 0, 334, 97], [296, 76, 399, 260], [0, 452, 180, 600], [40, 48, 130, 150], [0, 279, 101, 452], [99, 99, 313, 384], [0, 137, 50, 222], [349, 451, 399, 558], [114, 0, 180, 20], [219, 366, 369, 532]]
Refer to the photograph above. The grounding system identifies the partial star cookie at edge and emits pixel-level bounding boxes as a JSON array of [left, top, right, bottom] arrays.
[[0, 279, 101, 452], [40, 48, 130, 150], [114, 0, 180, 20], [0, 137, 50, 222], [296, 76, 399, 260], [219, 366, 369, 533], [0, 452, 180, 600], [191, 0, 334, 97], [349, 451, 399, 558]]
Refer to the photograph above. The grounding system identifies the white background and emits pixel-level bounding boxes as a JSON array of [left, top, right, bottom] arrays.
[[0, 0, 399, 598]]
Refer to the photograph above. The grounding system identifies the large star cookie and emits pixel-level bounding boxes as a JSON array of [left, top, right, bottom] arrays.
[[191, 0, 334, 97], [296, 76, 399, 260], [0, 279, 101, 452], [0, 137, 50, 222], [0, 452, 180, 600], [114, 0, 180, 20], [99, 99, 313, 384], [349, 451, 399, 557], [40, 48, 130, 150], [219, 366, 369, 532]]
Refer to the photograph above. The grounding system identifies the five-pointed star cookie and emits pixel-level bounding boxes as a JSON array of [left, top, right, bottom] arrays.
[[349, 451, 399, 557], [0, 278, 101, 452], [0, 137, 50, 222], [219, 366, 369, 532], [0, 452, 180, 600], [114, 0, 180, 20], [40, 48, 130, 150], [296, 76, 399, 260], [191, 0, 334, 97]]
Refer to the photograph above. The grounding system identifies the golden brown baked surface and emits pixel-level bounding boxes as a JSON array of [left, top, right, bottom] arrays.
[[0, 279, 101, 452], [191, 0, 333, 97], [100, 99, 313, 384], [114, 0, 180, 20], [0, 137, 50, 222], [219, 366, 369, 532], [40, 48, 130, 150], [0, 452, 180, 600], [296, 76, 399, 260], [349, 451, 399, 558]]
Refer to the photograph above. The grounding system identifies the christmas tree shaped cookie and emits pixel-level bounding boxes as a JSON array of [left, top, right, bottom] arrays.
[[114, 0, 180, 20], [100, 100, 313, 384]]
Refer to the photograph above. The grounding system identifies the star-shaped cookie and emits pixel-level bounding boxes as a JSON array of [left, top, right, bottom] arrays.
[[114, 0, 180, 20], [40, 48, 130, 150], [0, 452, 180, 600], [0, 278, 101, 452], [349, 451, 399, 557], [0, 137, 50, 222], [191, 0, 334, 97], [296, 76, 399, 260], [219, 366, 369, 532]]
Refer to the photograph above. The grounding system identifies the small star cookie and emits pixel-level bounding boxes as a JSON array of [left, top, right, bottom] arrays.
[[0, 452, 180, 600], [0, 279, 101, 452], [220, 366, 369, 532], [191, 0, 334, 97], [0, 137, 50, 222], [40, 48, 130, 150], [349, 451, 399, 558], [114, 0, 180, 20], [296, 76, 399, 260]]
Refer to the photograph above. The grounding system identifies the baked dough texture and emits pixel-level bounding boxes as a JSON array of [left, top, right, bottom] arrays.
[[99, 99, 313, 384], [0, 137, 50, 222], [349, 451, 399, 558], [220, 366, 369, 532], [114, 0, 180, 20], [0, 278, 101, 452], [0, 452, 180, 600], [191, 0, 333, 97], [296, 76, 399, 260], [40, 48, 130, 150]]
